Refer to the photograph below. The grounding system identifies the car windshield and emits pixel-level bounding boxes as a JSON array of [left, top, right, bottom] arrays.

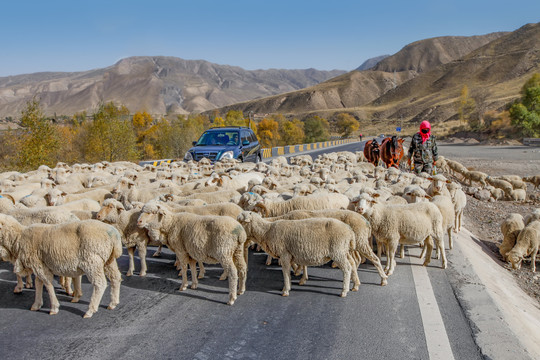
[[196, 131, 240, 146]]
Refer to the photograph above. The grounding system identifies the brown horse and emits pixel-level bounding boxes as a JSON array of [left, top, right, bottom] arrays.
[[380, 136, 404, 168], [363, 139, 380, 166]]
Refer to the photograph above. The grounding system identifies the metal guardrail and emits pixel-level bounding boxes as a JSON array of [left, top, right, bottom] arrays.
[[523, 138, 540, 146]]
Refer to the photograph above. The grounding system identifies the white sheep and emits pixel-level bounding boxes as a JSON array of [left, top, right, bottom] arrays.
[[0, 214, 122, 318], [499, 213, 525, 262], [355, 193, 446, 275], [137, 202, 247, 305], [446, 182, 467, 232], [237, 211, 357, 297], [267, 209, 388, 286], [252, 193, 350, 217], [507, 220, 540, 272]]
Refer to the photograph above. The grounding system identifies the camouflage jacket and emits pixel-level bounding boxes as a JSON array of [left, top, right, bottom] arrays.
[[408, 133, 438, 164]]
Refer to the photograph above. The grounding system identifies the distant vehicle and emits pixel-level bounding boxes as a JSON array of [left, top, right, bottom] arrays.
[[183, 126, 262, 163], [379, 134, 385, 138]]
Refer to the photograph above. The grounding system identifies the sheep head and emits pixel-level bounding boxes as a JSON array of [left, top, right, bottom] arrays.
[[97, 199, 125, 223], [354, 193, 380, 215], [45, 189, 67, 206], [507, 252, 522, 270]]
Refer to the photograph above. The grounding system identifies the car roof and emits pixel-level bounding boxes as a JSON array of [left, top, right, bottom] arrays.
[[206, 126, 251, 131]]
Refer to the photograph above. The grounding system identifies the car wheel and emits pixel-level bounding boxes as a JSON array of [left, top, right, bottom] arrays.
[[256, 153, 261, 163], [238, 156, 244, 163]]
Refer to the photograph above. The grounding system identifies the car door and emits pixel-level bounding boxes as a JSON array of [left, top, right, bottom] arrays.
[[240, 130, 252, 161]]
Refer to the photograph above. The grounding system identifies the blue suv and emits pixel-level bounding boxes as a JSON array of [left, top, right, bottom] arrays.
[[183, 126, 262, 163]]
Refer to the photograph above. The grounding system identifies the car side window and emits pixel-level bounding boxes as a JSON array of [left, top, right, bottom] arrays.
[[249, 132, 257, 143], [241, 130, 249, 144]]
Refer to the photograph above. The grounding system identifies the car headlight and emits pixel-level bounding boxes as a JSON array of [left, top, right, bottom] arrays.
[[220, 151, 234, 160], [183, 151, 193, 161]]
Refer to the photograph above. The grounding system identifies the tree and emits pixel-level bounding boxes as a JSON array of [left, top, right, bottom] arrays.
[[456, 85, 476, 124], [279, 118, 304, 145], [83, 102, 138, 163], [212, 116, 226, 127], [303, 115, 330, 143], [16, 98, 60, 171], [335, 113, 359, 137], [225, 110, 247, 127], [509, 74, 540, 137], [257, 118, 280, 148]]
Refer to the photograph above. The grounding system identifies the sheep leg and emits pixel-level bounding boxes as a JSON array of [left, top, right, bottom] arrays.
[[265, 254, 273, 266], [280, 253, 293, 297], [14, 274, 25, 294], [104, 259, 122, 310], [422, 237, 434, 267], [419, 242, 427, 259], [71, 276, 83, 303], [83, 267, 108, 318], [25, 273, 33, 289], [198, 261, 206, 280], [222, 259, 238, 306], [448, 228, 453, 250], [137, 243, 148, 277], [348, 253, 360, 292], [358, 245, 388, 286], [179, 262, 189, 291], [399, 244, 405, 258], [126, 247, 135, 277], [385, 242, 398, 276], [233, 246, 247, 296], [531, 251, 537, 272], [42, 272, 60, 315], [333, 255, 352, 297], [152, 245, 162, 257], [299, 266, 308, 286], [30, 277, 44, 311], [61, 276, 74, 296], [433, 233, 447, 269], [188, 259, 198, 289]]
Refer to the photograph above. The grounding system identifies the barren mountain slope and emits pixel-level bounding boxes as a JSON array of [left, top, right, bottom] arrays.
[[366, 22, 540, 123], [211, 31, 509, 117], [0, 56, 345, 118]]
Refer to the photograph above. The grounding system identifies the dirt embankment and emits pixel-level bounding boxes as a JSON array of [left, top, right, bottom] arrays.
[[438, 142, 540, 304]]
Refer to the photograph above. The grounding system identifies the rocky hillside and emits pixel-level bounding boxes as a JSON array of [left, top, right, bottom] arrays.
[[0, 57, 345, 119], [211, 30, 511, 120]]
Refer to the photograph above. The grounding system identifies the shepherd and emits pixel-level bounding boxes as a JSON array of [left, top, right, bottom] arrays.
[[407, 120, 438, 174]]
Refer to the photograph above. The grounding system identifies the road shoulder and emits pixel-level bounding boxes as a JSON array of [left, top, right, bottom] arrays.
[[447, 229, 540, 360]]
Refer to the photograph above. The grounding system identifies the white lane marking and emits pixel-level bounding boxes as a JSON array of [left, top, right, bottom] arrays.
[[409, 247, 455, 360]]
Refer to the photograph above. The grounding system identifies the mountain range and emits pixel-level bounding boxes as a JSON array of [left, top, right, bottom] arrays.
[[1, 22, 539, 132]]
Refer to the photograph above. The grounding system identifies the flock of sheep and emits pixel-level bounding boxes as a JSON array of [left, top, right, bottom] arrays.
[[0, 148, 538, 318]]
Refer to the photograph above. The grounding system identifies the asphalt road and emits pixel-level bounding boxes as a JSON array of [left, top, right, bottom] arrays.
[[0, 140, 519, 360]]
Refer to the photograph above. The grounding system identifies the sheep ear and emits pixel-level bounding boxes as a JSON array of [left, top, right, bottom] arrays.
[[446, 180, 452, 184], [157, 204, 167, 216], [427, 177, 433, 181], [61, 192, 67, 197], [372, 193, 381, 198], [128, 180, 135, 189], [425, 195, 432, 200]]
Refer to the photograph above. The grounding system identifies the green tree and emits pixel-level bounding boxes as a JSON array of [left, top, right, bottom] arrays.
[[303, 115, 330, 143], [509, 74, 540, 137], [279, 118, 304, 145], [83, 102, 138, 162], [335, 113, 359, 137], [16, 98, 60, 171], [225, 110, 248, 127]]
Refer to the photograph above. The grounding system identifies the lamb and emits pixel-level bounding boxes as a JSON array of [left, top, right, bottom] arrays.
[[506, 188, 527, 202], [426, 174, 452, 197], [507, 220, 540, 272], [252, 193, 350, 217], [499, 213, 525, 261], [446, 182, 467, 232], [524, 208, 540, 225], [523, 175, 540, 190], [0, 214, 122, 318], [137, 202, 247, 305], [237, 211, 358, 297], [355, 193, 446, 275], [267, 209, 388, 286], [96, 199, 160, 276], [462, 170, 488, 188]]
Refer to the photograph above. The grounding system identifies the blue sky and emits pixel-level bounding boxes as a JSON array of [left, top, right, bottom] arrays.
[[0, 0, 538, 76]]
